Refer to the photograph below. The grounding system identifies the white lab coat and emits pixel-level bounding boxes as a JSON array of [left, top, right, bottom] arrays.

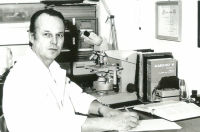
[[3, 48, 96, 132]]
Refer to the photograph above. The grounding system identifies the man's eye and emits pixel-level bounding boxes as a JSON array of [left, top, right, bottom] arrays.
[[44, 33, 52, 37], [57, 34, 64, 37]]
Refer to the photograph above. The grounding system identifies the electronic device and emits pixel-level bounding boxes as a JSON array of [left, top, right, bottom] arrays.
[[53, 4, 98, 79], [156, 88, 180, 102], [155, 76, 180, 102]]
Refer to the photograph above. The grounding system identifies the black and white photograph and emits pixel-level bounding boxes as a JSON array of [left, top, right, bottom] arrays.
[[0, 0, 200, 132]]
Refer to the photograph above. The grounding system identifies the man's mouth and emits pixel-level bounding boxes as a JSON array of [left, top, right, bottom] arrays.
[[49, 47, 58, 51]]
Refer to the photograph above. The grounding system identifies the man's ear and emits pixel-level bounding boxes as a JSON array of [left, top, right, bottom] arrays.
[[29, 33, 35, 44]]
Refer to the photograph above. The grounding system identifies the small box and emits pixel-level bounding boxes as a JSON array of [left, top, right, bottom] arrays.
[[156, 88, 180, 102]]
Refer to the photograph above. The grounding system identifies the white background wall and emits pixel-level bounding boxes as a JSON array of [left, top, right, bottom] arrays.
[[0, 0, 200, 94]]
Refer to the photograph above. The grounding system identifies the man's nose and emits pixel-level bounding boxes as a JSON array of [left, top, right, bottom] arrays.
[[51, 36, 57, 45]]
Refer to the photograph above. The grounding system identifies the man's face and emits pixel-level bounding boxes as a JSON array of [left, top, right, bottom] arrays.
[[31, 13, 64, 65]]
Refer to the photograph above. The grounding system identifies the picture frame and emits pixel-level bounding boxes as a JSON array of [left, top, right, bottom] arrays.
[[0, 3, 44, 45], [155, 1, 182, 42]]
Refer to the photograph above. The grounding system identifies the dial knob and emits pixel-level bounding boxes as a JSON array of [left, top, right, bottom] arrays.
[[127, 83, 136, 93]]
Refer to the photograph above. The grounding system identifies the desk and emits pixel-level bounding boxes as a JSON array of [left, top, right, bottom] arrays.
[[128, 108, 200, 132], [91, 101, 200, 132]]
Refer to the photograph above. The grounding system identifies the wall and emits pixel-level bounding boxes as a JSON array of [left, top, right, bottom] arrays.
[[0, 0, 200, 93]]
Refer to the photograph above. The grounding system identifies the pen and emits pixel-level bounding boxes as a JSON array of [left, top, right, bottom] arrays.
[[75, 112, 91, 117]]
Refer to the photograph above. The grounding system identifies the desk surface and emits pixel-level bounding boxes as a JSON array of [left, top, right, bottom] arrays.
[[129, 108, 200, 132]]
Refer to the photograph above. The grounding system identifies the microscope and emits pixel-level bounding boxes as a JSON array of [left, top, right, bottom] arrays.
[[79, 31, 138, 104]]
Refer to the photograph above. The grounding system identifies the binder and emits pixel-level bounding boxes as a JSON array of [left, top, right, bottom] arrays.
[[135, 49, 154, 100]]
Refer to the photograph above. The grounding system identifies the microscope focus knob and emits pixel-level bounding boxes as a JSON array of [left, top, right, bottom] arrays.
[[127, 83, 136, 93]]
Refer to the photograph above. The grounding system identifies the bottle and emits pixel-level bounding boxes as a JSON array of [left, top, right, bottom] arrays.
[[179, 79, 188, 100], [190, 90, 197, 102], [196, 95, 200, 106]]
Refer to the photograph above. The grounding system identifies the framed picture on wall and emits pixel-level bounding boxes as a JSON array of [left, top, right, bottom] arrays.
[[0, 3, 44, 45], [155, 1, 182, 42]]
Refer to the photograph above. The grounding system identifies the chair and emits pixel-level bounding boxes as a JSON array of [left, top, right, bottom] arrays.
[[0, 115, 9, 132]]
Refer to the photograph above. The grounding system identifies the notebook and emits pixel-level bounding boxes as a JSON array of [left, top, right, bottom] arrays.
[[133, 101, 200, 121]]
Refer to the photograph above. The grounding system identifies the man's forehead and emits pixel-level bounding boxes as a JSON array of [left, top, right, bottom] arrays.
[[35, 13, 64, 31]]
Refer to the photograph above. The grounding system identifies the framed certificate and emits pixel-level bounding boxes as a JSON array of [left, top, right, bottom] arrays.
[[155, 1, 182, 41]]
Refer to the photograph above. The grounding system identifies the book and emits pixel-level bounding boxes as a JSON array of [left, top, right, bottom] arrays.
[[133, 101, 200, 121], [136, 52, 154, 101], [139, 52, 173, 102], [134, 49, 154, 100], [147, 58, 177, 102]]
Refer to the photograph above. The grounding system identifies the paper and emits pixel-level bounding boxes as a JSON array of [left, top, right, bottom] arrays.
[[158, 5, 178, 37], [133, 101, 200, 121], [120, 119, 181, 132]]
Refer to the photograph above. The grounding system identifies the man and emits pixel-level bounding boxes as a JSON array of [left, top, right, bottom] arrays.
[[3, 9, 139, 132]]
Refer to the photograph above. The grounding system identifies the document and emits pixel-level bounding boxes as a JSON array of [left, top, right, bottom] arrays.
[[119, 119, 181, 132], [158, 5, 178, 37], [133, 101, 200, 121]]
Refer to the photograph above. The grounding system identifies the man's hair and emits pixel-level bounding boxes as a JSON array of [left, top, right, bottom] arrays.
[[29, 9, 65, 46]]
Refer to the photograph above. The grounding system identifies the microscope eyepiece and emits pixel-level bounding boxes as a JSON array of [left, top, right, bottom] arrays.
[[83, 30, 90, 37], [78, 30, 90, 37]]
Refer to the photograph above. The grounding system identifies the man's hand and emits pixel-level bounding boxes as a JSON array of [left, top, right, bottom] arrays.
[[108, 112, 139, 131], [82, 111, 139, 132], [100, 106, 122, 117], [100, 106, 139, 130], [83, 100, 139, 132]]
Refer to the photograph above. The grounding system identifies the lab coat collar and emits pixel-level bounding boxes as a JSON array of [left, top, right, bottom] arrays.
[[25, 47, 65, 75], [25, 47, 50, 74]]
